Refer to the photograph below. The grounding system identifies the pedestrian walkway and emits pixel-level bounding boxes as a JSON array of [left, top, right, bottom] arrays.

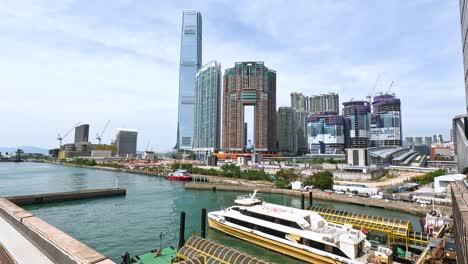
[[0, 215, 54, 264]]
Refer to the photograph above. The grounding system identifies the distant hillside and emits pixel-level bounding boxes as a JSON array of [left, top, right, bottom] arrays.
[[0, 146, 49, 155]]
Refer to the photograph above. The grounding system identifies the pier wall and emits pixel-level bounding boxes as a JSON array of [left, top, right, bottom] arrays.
[[451, 181, 468, 264], [185, 183, 452, 215], [6, 188, 126, 206], [0, 198, 115, 264]]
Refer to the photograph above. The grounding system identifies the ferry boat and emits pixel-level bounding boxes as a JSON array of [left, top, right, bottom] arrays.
[[164, 169, 192, 181], [208, 190, 392, 264]]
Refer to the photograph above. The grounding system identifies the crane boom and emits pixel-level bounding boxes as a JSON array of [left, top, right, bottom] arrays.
[[96, 120, 111, 144], [57, 122, 81, 147]]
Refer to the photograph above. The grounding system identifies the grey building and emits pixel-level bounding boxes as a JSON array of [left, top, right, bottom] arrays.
[[116, 129, 138, 156], [175, 10, 202, 150], [342, 100, 371, 148], [277, 107, 308, 155], [193, 61, 221, 158], [404, 137, 414, 146], [291, 92, 307, 112], [74, 124, 89, 144], [309, 93, 339, 115], [423, 136, 432, 147]]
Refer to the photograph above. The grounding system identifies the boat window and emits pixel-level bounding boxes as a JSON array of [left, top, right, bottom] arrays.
[[300, 238, 349, 259], [225, 217, 287, 239], [304, 215, 311, 224], [231, 207, 240, 211], [238, 209, 303, 230]]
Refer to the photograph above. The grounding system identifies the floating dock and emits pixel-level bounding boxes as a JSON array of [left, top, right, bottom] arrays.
[[5, 188, 126, 206]]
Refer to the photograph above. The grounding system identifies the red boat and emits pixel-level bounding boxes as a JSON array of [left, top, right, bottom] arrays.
[[164, 169, 192, 181]]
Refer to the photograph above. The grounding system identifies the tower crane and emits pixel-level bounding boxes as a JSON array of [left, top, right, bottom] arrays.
[[57, 122, 81, 147], [386, 81, 395, 94], [366, 74, 381, 104], [96, 120, 111, 145]]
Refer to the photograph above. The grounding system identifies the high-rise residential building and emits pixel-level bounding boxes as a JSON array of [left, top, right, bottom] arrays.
[[309, 93, 339, 115], [307, 112, 345, 154], [115, 129, 138, 156], [175, 10, 202, 150], [276, 107, 308, 155], [193, 61, 221, 158], [222, 62, 277, 153], [424, 136, 433, 147], [342, 101, 371, 148], [74, 124, 89, 144], [404, 137, 414, 146], [370, 94, 402, 147], [291, 92, 307, 112], [277, 107, 295, 153], [414, 137, 423, 145]]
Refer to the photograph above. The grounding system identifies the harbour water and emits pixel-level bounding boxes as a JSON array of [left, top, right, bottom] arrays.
[[0, 162, 421, 263]]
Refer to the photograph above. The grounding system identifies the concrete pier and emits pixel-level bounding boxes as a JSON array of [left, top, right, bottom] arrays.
[[185, 182, 452, 215], [5, 188, 126, 206]]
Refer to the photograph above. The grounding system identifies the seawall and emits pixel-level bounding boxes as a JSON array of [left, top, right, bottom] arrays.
[[6, 188, 126, 206], [185, 183, 452, 216]]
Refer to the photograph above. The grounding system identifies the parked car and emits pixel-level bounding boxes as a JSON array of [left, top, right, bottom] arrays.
[[302, 185, 314, 191], [335, 191, 346, 195], [324, 189, 334, 193], [357, 193, 370, 198]]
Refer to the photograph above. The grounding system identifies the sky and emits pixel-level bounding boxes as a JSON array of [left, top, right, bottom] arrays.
[[0, 0, 465, 151]]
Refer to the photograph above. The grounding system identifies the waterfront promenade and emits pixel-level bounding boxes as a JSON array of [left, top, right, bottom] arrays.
[[185, 182, 452, 216]]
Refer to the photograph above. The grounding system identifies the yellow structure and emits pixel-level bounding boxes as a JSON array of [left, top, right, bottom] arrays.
[[310, 207, 429, 251]]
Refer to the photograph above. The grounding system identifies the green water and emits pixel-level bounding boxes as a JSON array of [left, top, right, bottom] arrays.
[[0, 162, 421, 263]]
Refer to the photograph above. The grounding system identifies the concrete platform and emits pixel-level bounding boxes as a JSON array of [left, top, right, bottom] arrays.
[[0, 213, 54, 264], [0, 198, 116, 264], [5, 188, 126, 206]]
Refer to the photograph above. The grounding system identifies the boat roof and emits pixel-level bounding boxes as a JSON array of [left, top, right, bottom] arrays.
[[241, 202, 320, 223]]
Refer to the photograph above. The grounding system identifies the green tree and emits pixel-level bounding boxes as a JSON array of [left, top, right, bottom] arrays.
[[275, 169, 298, 180], [313, 171, 334, 190], [221, 164, 242, 178]]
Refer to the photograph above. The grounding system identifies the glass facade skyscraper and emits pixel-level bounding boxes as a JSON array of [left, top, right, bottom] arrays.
[[193, 61, 221, 157], [370, 94, 402, 147], [176, 10, 202, 150], [307, 113, 345, 154]]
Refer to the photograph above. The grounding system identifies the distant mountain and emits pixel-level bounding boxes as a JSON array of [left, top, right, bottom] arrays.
[[0, 146, 49, 155]]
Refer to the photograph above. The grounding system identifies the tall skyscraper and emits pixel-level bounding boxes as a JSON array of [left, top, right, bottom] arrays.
[[74, 124, 89, 144], [277, 107, 295, 153], [342, 101, 371, 148], [193, 61, 221, 158], [370, 94, 402, 147], [176, 10, 202, 150], [222, 62, 277, 153], [277, 107, 308, 155], [309, 93, 339, 115], [291, 92, 307, 112], [455, 1, 468, 174], [115, 129, 138, 156], [307, 112, 345, 154]]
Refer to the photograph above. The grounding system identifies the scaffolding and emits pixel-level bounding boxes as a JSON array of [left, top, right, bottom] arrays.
[[310, 207, 429, 251]]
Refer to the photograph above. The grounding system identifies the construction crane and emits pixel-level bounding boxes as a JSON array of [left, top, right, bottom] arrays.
[[96, 120, 111, 144], [366, 74, 381, 104], [57, 122, 81, 147], [145, 140, 151, 152], [386, 81, 395, 94]]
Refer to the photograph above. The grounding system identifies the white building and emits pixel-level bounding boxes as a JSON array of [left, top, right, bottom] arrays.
[[434, 174, 466, 193]]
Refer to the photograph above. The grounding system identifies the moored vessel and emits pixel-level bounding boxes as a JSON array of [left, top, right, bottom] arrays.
[[208, 190, 393, 264], [164, 169, 192, 181]]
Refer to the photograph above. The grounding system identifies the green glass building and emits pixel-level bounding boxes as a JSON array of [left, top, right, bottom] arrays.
[[193, 61, 221, 158]]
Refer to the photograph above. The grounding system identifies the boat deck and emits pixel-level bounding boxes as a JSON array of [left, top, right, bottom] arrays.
[[131, 247, 177, 264]]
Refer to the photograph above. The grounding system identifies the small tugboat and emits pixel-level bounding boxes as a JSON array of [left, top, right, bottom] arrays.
[[164, 169, 192, 181], [121, 232, 177, 264]]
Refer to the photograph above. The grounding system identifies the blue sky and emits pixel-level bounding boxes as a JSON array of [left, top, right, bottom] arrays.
[[0, 0, 465, 151]]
